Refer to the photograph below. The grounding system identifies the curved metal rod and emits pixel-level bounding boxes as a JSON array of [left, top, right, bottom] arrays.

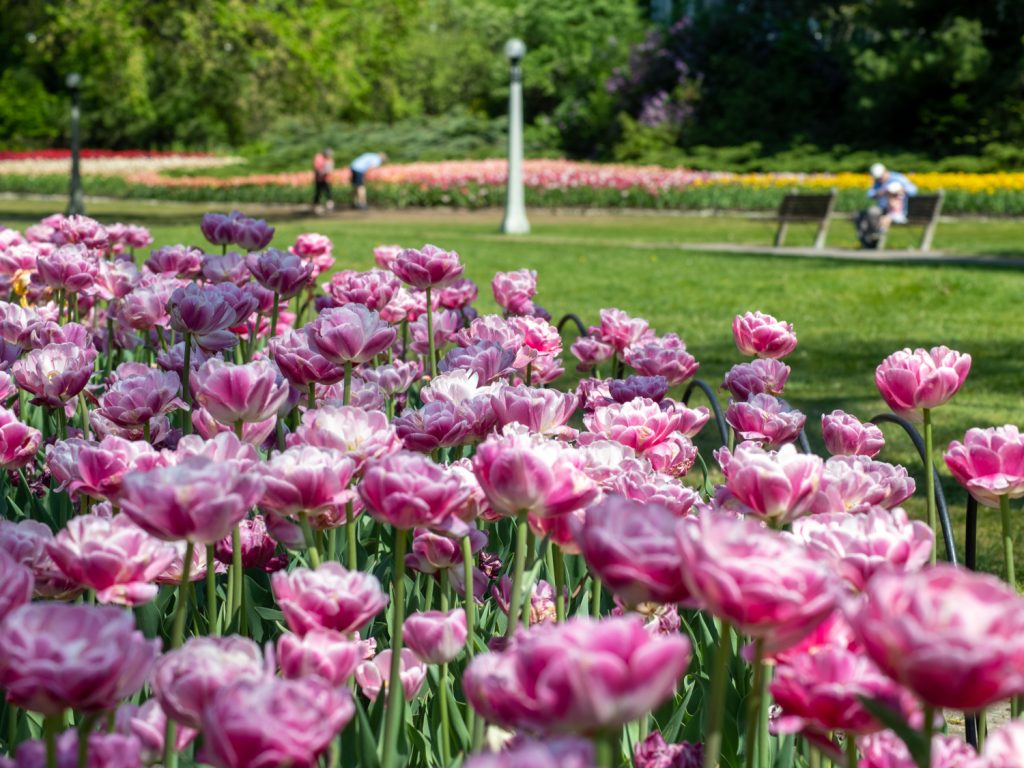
[[682, 378, 730, 448], [965, 496, 978, 571], [797, 429, 812, 455], [869, 412, 957, 566], [556, 313, 587, 338]]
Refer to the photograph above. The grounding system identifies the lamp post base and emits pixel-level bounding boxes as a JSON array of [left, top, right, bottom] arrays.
[[500, 212, 531, 235]]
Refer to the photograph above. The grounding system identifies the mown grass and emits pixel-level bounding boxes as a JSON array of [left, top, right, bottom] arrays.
[[3, 199, 1023, 578]]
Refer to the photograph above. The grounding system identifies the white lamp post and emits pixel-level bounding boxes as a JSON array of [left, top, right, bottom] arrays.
[[501, 38, 530, 235]]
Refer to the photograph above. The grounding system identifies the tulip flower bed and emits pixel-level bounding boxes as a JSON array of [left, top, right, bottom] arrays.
[[4, 158, 1024, 215], [2, 210, 1024, 768]]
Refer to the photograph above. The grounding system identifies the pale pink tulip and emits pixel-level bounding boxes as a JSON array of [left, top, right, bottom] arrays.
[[403, 609, 468, 664], [875, 345, 971, 413], [356, 648, 428, 702], [944, 425, 1024, 508], [821, 409, 885, 457], [732, 311, 797, 359], [308, 304, 395, 365], [272, 562, 388, 636], [278, 629, 364, 686], [192, 358, 289, 426], [719, 442, 823, 523], [624, 333, 699, 385]]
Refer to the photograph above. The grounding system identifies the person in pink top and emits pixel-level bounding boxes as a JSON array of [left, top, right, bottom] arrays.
[[312, 148, 335, 213]]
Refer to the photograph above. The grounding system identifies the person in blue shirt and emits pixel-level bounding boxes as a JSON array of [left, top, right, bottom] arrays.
[[350, 152, 388, 210], [855, 163, 918, 248]]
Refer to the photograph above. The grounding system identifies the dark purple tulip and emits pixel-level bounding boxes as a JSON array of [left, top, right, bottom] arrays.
[[269, 329, 346, 387], [200, 212, 241, 247], [97, 368, 184, 428], [201, 251, 249, 285], [308, 305, 396, 365], [167, 283, 237, 335], [608, 375, 669, 404], [232, 216, 275, 251], [246, 249, 315, 299]]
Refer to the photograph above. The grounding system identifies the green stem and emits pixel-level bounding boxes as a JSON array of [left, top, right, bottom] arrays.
[[439, 664, 451, 767], [591, 576, 603, 618], [206, 544, 218, 635], [440, 567, 450, 612], [759, 653, 772, 768], [143, 420, 150, 444], [923, 408, 937, 565], [504, 511, 530, 638], [307, 382, 316, 411], [703, 621, 734, 768], [921, 704, 935, 768], [298, 511, 322, 568], [424, 571, 436, 612], [44, 714, 61, 768], [593, 731, 618, 768], [327, 527, 338, 562], [381, 527, 409, 768], [553, 547, 566, 622], [164, 540, 194, 768], [181, 333, 193, 435], [77, 714, 97, 768], [345, 501, 358, 569], [520, 528, 535, 627], [845, 734, 857, 768], [425, 287, 436, 379], [7, 703, 17, 752], [269, 292, 280, 345], [343, 361, 352, 406], [1001, 494, 1016, 589], [231, 524, 243, 624], [77, 392, 90, 440], [55, 406, 67, 441], [744, 640, 765, 768]]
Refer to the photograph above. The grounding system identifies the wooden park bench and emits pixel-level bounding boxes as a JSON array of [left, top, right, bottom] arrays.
[[773, 190, 837, 249], [878, 190, 944, 251]]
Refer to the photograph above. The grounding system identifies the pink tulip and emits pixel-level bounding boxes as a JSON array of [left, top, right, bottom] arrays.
[[289, 405, 400, 469], [391, 244, 464, 290], [403, 609, 468, 664], [0, 548, 33, 623], [491, 385, 578, 438], [583, 398, 700, 455], [770, 644, 915, 736], [875, 345, 971, 413], [314, 378, 386, 411], [0, 603, 158, 715], [944, 425, 1024, 508], [167, 283, 238, 336], [725, 393, 806, 447], [508, 315, 562, 357], [677, 512, 837, 651], [308, 304, 396, 365], [119, 456, 264, 544], [96, 368, 184, 428], [846, 564, 1024, 710], [46, 514, 177, 605], [373, 244, 402, 270], [145, 244, 203, 277], [155, 540, 226, 585], [36, 244, 99, 293], [464, 616, 691, 734], [291, 232, 333, 261], [47, 436, 164, 502], [355, 648, 428, 702], [634, 732, 703, 768], [0, 519, 79, 599], [438, 277, 478, 309], [13, 342, 97, 406], [200, 676, 353, 768], [151, 635, 264, 728], [268, 329, 345, 387], [0, 406, 41, 469], [201, 212, 240, 246], [981, 721, 1024, 765], [214, 515, 283, 572], [576, 496, 693, 606], [857, 731, 977, 768], [394, 400, 472, 452], [192, 358, 289, 426], [356, 359, 420, 396], [624, 333, 699, 385], [719, 442, 822, 523], [464, 738, 596, 768], [6, 730, 143, 768], [605, 462, 702, 516], [721, 359, 791, 402], [24, 320, 92, 351], [440, 340, 517, 383], [595, 308, 653, 354], [491, 576, 559, 624], [246, 248, 315, 299], [473, 425, 598, 518], [191, 407, 276, 446], [117, 699, 197, 761], [821, 410, 885, 457], [405, 527, 487, 574], [54, 214, 107, 248], [202, 251, 249, 284], [359, 450, 471, 529], [811, 455, 916, 513], [94, 259, 140, 300], [174, 431, 260, 469], [255, 445, 357, 523], [492, 269, 538, 314], [732, 311, 797, 359], [570, 336, 616, 373], [272, 562, 388, 636], [231, 215, 275, 251], [121, 279, 179, 332], [577, 439, 638, 485], [792, 508, 933, 591], [278, 629, 364, 686]]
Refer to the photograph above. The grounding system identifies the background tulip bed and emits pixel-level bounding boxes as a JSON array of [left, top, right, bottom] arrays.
[[4, 155, 1024, 215], [0, 211, 1023, 768]]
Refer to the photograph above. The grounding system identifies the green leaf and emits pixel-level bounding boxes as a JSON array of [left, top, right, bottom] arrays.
[[353, 697, 382, 768]]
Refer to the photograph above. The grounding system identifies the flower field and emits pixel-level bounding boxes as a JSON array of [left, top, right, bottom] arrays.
[[3, 154, 1024, 214], [0, 210, 1021, 768]]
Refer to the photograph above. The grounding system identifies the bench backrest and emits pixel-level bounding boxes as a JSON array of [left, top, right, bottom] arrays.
[[905, 193, 944, 224], [778, 192, 835, 221]]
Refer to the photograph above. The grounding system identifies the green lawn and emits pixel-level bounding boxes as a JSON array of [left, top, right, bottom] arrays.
[[3, 198, 1024, 577]]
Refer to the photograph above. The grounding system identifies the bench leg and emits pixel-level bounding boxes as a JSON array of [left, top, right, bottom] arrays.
[[773, 222, 788, 247], [920, 220, 938, 251], [877, 229, 888, 250], [813, 219, 831, 249]]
